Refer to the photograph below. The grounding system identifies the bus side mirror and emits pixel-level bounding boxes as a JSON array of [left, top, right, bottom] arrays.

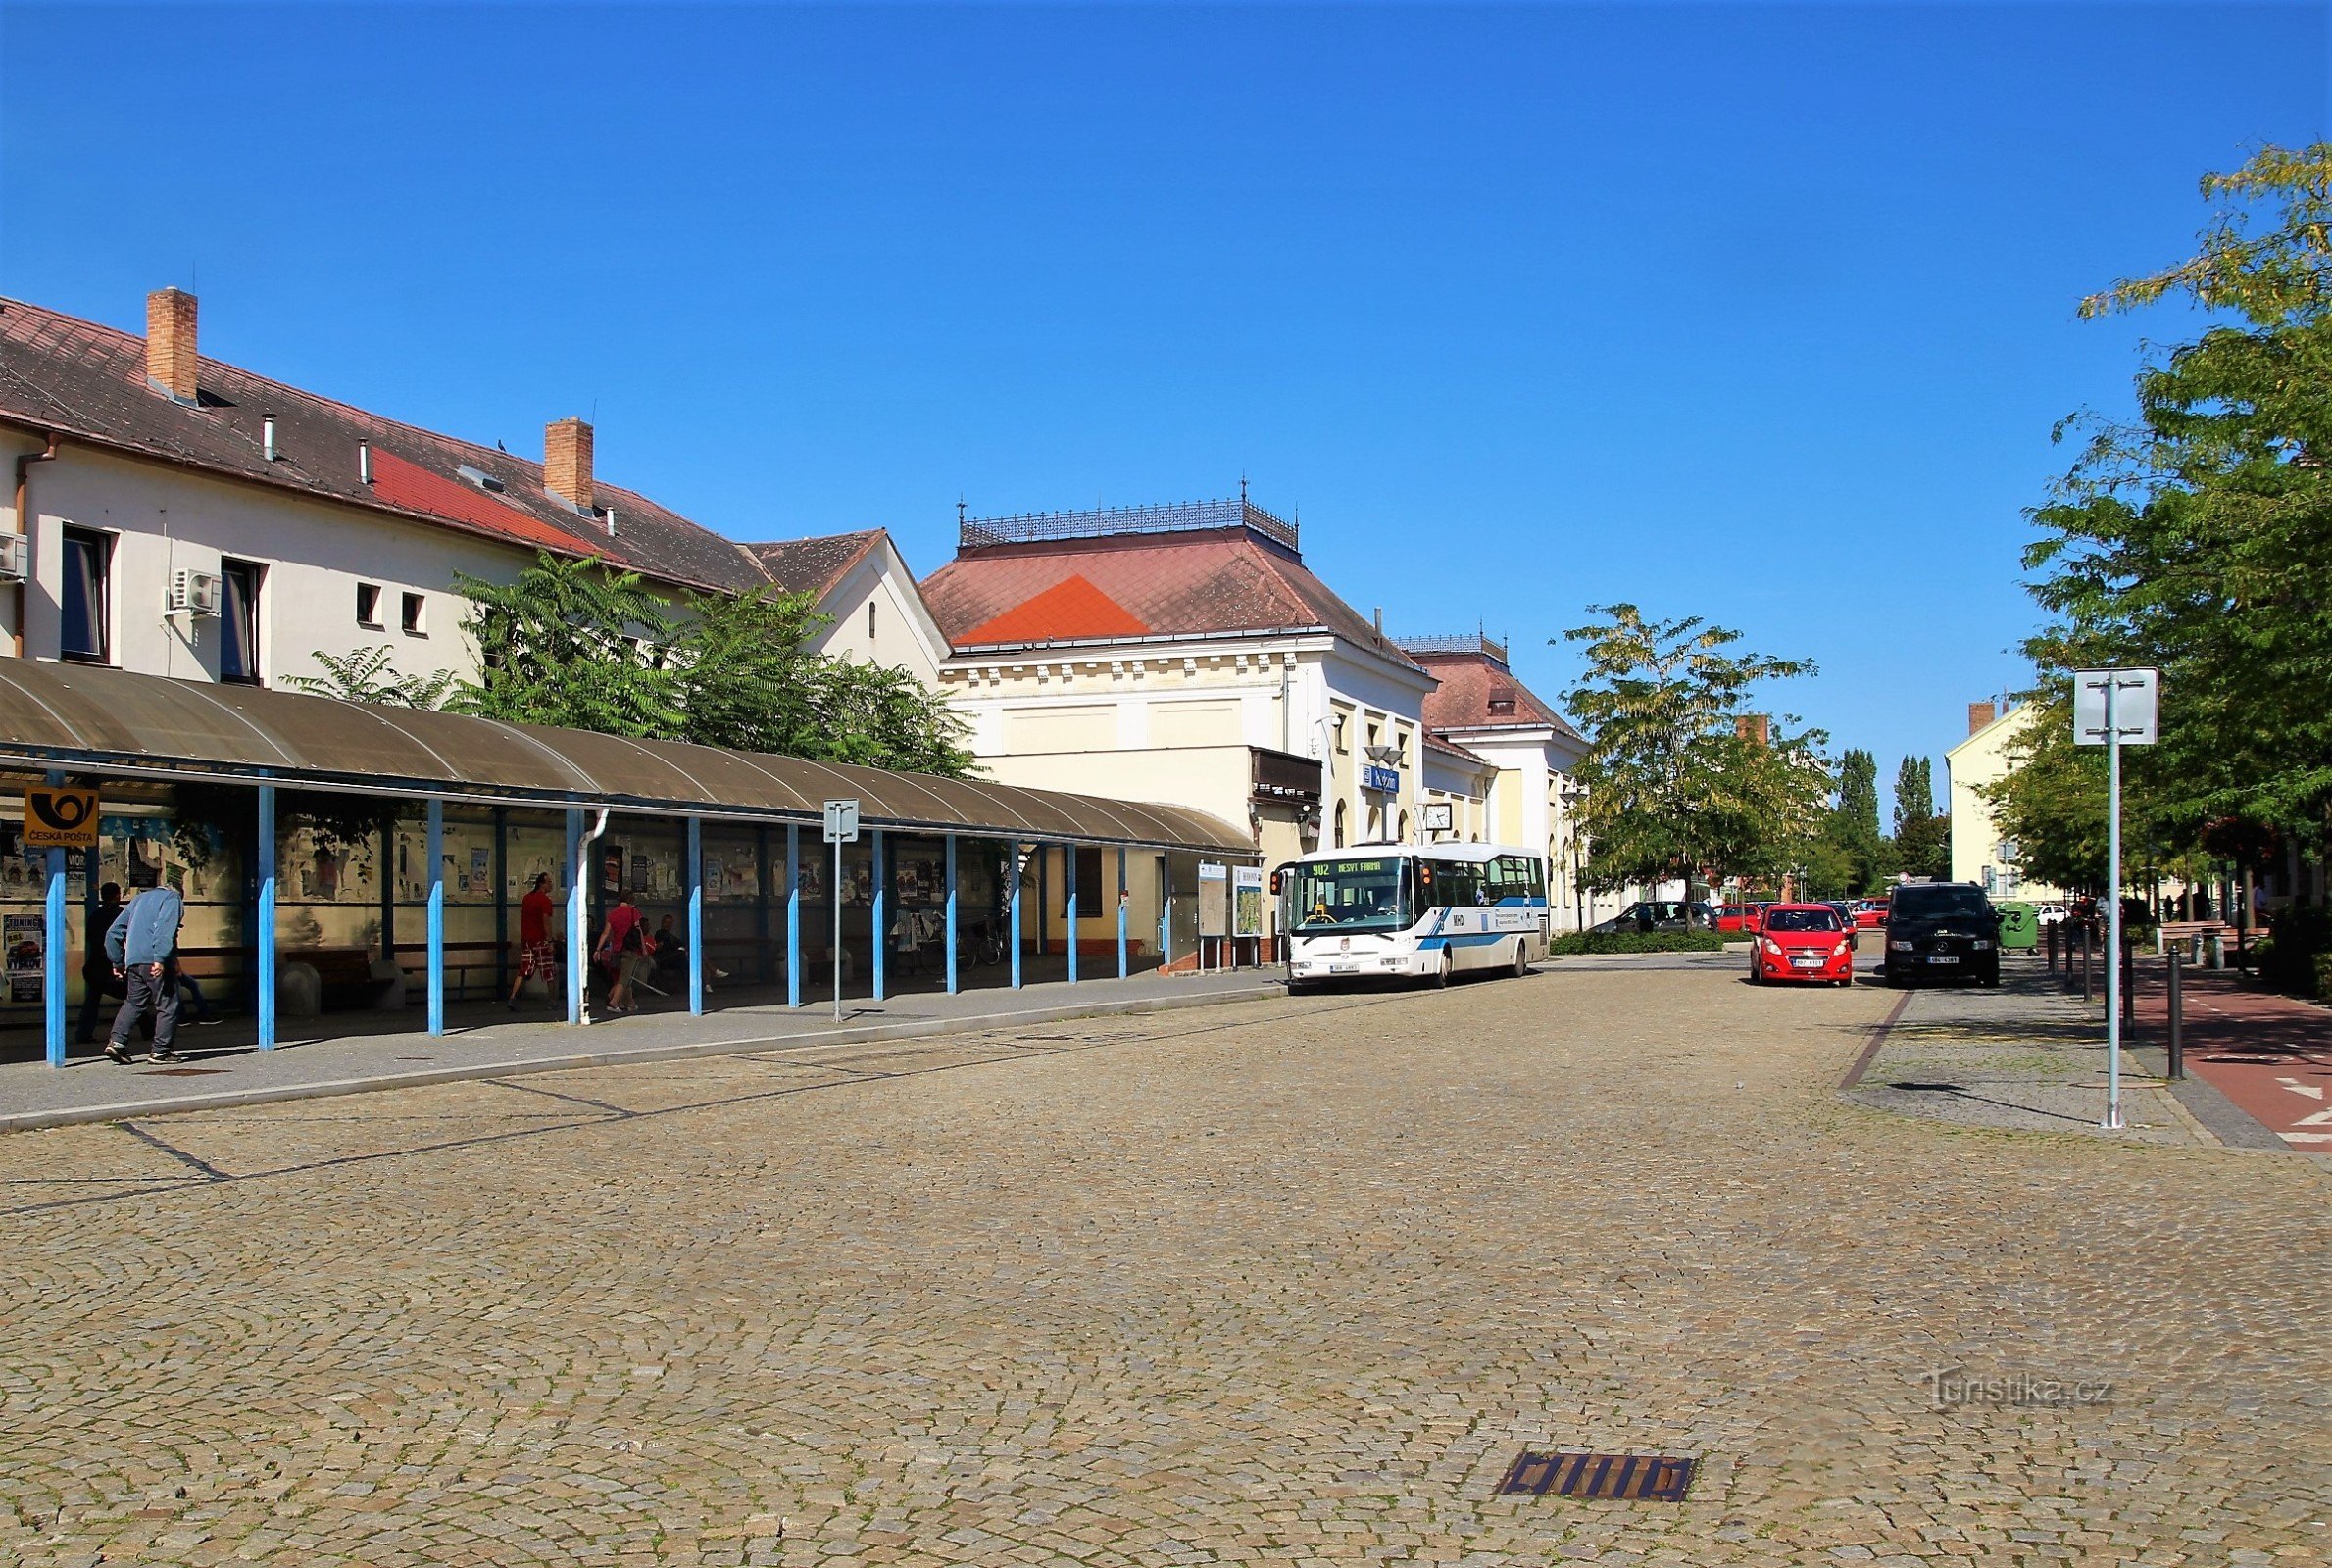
[[1417, 863, 1434, 889], [1268, 868, 1285, 896]]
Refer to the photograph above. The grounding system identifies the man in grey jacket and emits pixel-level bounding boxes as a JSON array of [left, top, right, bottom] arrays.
[[104, 885, 185, 1064]]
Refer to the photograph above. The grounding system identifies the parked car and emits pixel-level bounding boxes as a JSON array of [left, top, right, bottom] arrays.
[[1748, 903, 1858, 987], [1852, 897, 1890, 930], [2034, 902, 2070, 926], [1589, 900, 1717, 935], [1714, 904, 1765, 934], [1823, 902, 1860, 947], [1882, 882, 2002, 987]]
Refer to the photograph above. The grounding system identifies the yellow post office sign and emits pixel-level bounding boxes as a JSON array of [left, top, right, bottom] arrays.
[[23, 786, 100, 849]]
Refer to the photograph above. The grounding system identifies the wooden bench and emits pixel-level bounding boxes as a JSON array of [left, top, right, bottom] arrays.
[[389, 941, 512, 1003]]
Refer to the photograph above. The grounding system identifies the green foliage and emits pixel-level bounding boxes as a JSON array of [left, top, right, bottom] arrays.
[[1891, 755, 1950, 881], [1548, 929, 1729, 956], [451, 553, 975, 778], [282, 646, 456, 709], [2023, 143, 2332, 886], [1560, 604, 1828, 914], [1819, 748, 1891, 895]]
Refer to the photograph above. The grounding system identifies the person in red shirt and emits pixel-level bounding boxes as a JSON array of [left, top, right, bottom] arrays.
[[508, 873, 559, 1011], [596, 888, 648, 1014]]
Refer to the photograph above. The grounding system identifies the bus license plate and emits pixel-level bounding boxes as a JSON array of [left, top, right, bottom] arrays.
[[1330, 962, 1360, 974]]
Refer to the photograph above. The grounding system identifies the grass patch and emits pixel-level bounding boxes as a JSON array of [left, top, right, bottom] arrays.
[[1548, 930, 1731, 956]]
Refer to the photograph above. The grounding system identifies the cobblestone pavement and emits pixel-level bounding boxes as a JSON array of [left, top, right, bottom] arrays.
[[2, 960, 2327, 1566]]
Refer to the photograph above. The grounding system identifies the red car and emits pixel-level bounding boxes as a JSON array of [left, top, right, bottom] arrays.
[[1852, 897, 1890, 930], [1714, 903, 1765, 934], [1749, 903, 1858, 987]]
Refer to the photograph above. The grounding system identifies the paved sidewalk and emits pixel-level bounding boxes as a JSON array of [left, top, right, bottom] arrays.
[[0, 967, 1282, 1134], [2129, 959, 2332, 1150], [1842, 955, 2232, 1148]]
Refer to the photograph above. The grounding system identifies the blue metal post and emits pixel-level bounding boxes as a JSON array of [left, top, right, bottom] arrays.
[[944, 835, 959, 995], [565, 808, 585, 1024], [686, 815, 705, 1016], [1067, 844, 1079, 984], [785, 823, 802, 1007], [425, 798, 445, 1036], [1010, 846, 1023, 989], [870, 828, 887, 1002], [41, 774, 65, 1066], [1116, 846, 1128, 979], [257, 784, 277, 1050]]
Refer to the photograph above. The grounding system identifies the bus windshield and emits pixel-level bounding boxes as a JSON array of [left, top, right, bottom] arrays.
[[1288, 857, 1413, 933]]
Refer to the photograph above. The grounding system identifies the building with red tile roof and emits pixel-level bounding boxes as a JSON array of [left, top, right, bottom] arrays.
[[922, 496, 1439, 956], [737, 528, 951, 685]]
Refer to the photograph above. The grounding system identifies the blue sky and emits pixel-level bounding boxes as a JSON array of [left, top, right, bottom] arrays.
[[4, 2, 2325, 816]]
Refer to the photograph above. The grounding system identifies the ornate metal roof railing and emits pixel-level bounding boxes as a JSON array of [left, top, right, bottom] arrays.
[[960, 495, 1299, 554], [1396, 632, 1510, 665]]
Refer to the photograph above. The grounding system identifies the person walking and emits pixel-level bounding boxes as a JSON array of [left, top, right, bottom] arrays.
[[508, 872, 559, 1010], [595, 888, 647, 1014], [103, 883, 186, 1064]]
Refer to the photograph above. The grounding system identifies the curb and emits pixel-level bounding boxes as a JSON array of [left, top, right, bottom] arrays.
[[0, 983, 1285, 1135]]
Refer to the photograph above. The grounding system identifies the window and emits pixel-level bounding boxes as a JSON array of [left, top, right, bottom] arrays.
[[1333, 801, 1348, 848], [356, 582, 383, 628], [401, 592, 426, 635], [868, 601, 877, 641], [60, 527, 111, 663], [220, 558, 263, 684]]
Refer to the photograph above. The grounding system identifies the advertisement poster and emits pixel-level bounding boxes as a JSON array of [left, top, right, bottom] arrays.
[[1197, 861, 1228, 938], [5, 912, 43, 1004]]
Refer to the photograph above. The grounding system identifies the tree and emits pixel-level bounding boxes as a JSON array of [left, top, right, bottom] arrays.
[[451, 552, 977, 778], [1821, 748, 1890, 894], [2022, 143, 2332, 893], [1560, 605, 1827, 920], [282, 646, 456, 710], [1891, 756, 1951, 880]]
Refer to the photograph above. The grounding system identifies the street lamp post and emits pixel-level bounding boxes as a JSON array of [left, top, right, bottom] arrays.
[[1559, 785, 1589, 934]]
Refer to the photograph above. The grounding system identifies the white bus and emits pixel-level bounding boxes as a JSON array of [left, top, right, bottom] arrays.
[[1276, 843, 1551, 992]]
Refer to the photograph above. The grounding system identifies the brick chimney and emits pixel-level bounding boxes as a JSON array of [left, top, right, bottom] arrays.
[[146, 288, 199, 403], [544, 416, 593, 511], [1735, 713, 1770, 746], [1968, 700, 1997, 736]]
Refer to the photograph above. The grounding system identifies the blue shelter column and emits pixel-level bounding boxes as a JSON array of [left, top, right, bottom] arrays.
[[685, 816, 705, 1016], [785, 823, 802, 1007], [1067, 845, 1079, 984], [257, 784, 278, 1050], [425, 798, 445, 1036], [944, 836, 959, 995], [565, 808, 585, 1025], [1010, 845, 1024, 990], [1116, 846, 1128, 979], [41, 772, 65, 1066], [870, 828, 887, 1002]]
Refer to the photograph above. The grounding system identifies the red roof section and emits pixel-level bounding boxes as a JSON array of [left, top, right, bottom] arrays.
[[960, 574, 1148, 644], [1410, 649, 1584, 744], [921, 526, 1419, 669], [368, 448, 591, 555]]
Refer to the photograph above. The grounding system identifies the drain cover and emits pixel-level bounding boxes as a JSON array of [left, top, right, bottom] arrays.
[[1497, 1449, 1695, 1501], [141, 1067, 226, 1077]]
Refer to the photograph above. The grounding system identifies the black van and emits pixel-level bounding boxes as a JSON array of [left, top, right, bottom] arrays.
[[1881, 882, 2002, 987]]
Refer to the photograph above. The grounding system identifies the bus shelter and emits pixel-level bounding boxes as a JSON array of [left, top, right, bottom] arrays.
[[0, 662, 1254, 1065]]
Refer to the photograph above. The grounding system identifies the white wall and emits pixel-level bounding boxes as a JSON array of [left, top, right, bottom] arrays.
[[808, 540, 949, 686]]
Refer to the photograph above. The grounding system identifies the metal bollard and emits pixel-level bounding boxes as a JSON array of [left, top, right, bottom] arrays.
[[2080, 924, 2093, 1003], [2166, 946, 2185, 1080], [2121, 937, 2136, 1027], [2045, 921, 2059, 972]]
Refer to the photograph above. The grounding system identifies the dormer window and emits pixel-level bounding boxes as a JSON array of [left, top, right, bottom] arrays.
[[1488, 689, 1517, 716]]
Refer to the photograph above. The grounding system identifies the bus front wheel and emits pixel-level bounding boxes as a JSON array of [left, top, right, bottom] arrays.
[[1429, 951, 1452, 990], [1511, 941, 1530, 979]]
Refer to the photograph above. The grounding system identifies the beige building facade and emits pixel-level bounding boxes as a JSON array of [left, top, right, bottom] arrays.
[[1947, 700, 2064, 902]]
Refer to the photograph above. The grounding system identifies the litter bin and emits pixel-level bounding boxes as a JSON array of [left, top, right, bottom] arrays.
[[1996, 901, 2039, 953]]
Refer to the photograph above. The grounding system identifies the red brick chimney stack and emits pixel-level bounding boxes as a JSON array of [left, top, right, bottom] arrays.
[[1735, 713, 1770, 746], [1968, 701, 1997, 736], [146, 288, 199, 404], [545, 417, 594, 511]]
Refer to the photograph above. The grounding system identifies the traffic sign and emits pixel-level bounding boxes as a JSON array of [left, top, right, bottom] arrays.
[[822, 799, 861, 844], [23, 786, 99, 848]]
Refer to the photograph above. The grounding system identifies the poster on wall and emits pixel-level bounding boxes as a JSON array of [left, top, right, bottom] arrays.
[[1232, 866, 1265, 939], [5, 912, 42, 1003]]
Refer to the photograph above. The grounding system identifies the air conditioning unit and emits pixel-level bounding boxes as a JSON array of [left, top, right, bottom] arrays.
[[169, 568, 223, 617], [0, 537, 25, 583]]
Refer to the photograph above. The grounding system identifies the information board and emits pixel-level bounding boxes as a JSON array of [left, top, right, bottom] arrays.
[[1232, 866, 1265, 938], [1197, 860, 1228, 938]]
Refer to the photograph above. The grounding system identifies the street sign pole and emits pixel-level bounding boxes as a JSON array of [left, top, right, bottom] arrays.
[[2075, 668, 2158, 1132], [2105, 675, 2123, 1130], [822, 800, 861, 1024]]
